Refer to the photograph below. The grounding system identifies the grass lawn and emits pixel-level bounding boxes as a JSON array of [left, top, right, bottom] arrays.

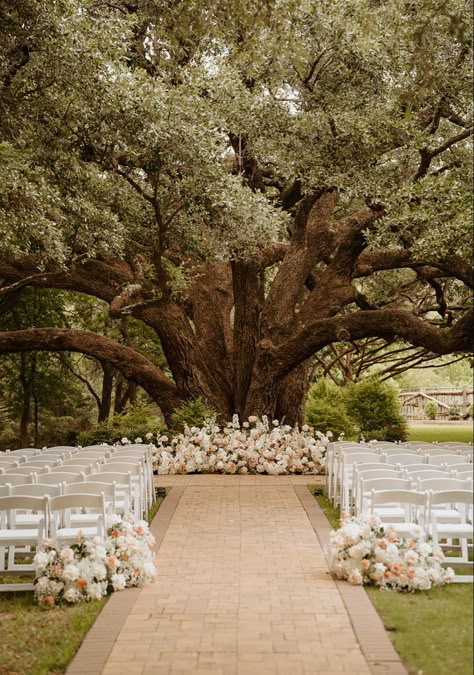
[[310, 488, 473, 675], [408, 423, 473, 444], [0, 492, 166, 675], [0, 593, 106, 675]]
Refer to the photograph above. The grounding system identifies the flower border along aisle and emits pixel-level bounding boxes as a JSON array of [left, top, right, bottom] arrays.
[[328, 514, 454, 592], [33, 515, 157, 606], [150, 416, 329, 475]]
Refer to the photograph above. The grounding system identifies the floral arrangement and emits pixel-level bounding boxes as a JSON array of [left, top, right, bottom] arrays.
[[141, 416, 329, 475], [327, 514, 454, 591], [33, 514, 157, 606]]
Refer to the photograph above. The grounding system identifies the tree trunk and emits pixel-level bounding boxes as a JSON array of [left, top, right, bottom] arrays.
[[98, 362, 114, 422], [19, 353, 32, 446]]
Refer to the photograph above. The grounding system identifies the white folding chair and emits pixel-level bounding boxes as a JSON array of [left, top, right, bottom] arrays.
[[91, 471, 141, 521], [102, 459, 148, 515], [351, 466, 401, 515], [0, 495, 48, 571], [339, 452, 382, 512], [326, 442, 365, 504], [65, 481, 127, 518], [47, 493, 107, 543], [421, 448, 458, 457], [429, 490, 473, 578], [358, 477, 413, 517], [370, 489, 429, 538], [403, 468, 452, 480]]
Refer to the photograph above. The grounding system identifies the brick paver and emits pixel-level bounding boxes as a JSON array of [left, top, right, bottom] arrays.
[[69, 475, 406, 675]]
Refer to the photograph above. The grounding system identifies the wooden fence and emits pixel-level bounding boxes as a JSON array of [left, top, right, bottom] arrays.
[[399, 387, 473, 420]]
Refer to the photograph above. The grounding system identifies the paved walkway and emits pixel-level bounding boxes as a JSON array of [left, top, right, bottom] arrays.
[[68, 476, 406, 675]]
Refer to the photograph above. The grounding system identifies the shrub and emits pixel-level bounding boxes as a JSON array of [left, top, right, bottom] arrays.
[[305, 400, 355, 438], [424, 401, 439, 420], [466, 404, 473, 419], [345, 379, 407, 442], [447, 404, 461, 420], [77, 404, 164, 446], [170, 398, 217, 433]]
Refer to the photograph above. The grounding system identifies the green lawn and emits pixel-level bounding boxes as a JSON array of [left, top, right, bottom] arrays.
[[310, 488, 473, 675], [0, 593, 106, 675], [408, 423, 473, 444]]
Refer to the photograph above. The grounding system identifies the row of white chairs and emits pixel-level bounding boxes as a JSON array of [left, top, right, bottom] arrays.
[[354, 472, 472, 517], [367, 489, 473, 577], [0, 492, 109, 572], [326, 442, 472, 511], [0, 444, 155, 519]]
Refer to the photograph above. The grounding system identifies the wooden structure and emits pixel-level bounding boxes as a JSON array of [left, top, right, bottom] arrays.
[[399, 387, 473, 420]]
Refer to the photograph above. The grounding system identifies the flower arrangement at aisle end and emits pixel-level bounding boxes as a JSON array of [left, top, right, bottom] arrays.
[[148, 415, 330, 475], [33, 515, 157, 607], [327, 514, 455, 592]]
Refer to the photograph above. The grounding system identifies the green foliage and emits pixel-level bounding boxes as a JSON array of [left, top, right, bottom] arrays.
[[305, 381, 355, 438], [447, 404, 461, 420], [170, 398, 217, 433], [424, 401, 439, 420], [467, 404, 473, 419], [345, 380, 408, 441], [76, 404, 164, 446]]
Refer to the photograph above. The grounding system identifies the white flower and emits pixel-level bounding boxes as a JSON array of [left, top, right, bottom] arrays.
[[111, 573, 127, 591], [121, 437, 130, 445], [63, 564, 80, 582], [159, 435, 169, 443], [64, 587, 81, 603], [145, 432, 153, 440], [248, 416, 257, 423], [348, 569, 363, 585], [134, 437, 143, 443]]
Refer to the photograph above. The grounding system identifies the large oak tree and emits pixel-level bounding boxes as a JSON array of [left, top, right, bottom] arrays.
[[0, 0, 472, 425]]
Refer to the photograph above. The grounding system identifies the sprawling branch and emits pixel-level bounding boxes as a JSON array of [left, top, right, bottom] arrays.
[[273, 307, 474, 378], [0, 328, 183, 421]]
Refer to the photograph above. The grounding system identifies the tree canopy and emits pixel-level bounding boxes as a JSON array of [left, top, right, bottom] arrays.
[[0, 0, 472, 425]]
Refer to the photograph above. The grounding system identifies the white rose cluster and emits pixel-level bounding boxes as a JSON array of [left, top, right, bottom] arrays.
[[33, 515, 157, 607], [327, 514, 454, 592], [147, 416, 329, 475]]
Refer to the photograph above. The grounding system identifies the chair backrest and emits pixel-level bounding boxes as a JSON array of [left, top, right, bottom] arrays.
[[10, 483, 62, 497], [37, 471, 85, 484], [421, 448, 457, 457], [0, 495, 48, 528], [450, 463, 473, 473], [102, 461, 142, 474], [0, 473, 36, 486], [385, 454, 427, 466], [0, 458, 20, 467], [88, 471, 132, 486], [429, 489, 473, 507], [0, 485, 11, 496], [417, 477, 466, 492], [65, 481, 115, 498], [371, 489, 427, 506], [81, 445, 115, 452], [427, 455, 467, 466], [61, 457, 99, 467], [22, 458, 56, 468], [439, 442, 472, 447], [403, 469, 450, 480], [455, 470, 474, 480], [380, 447, 419, 456], [5, 465, 48, 475], [48, 493, 106, 531], [361, 477, 412, 492], [73, 451, 110, 460], [356, 468, 401, 481], [342, 453, 382, 467]]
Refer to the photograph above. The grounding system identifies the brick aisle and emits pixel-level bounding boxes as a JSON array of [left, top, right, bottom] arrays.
[[100, 482, 375, 675]]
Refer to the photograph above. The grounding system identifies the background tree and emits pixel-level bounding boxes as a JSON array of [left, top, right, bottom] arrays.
[[0, 0, 472, 427]]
